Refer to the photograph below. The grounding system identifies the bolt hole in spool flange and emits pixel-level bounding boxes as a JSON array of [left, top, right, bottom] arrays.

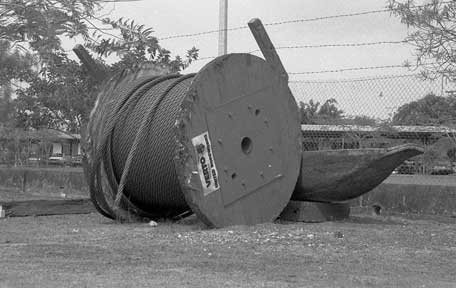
[[241, 137, 253, 155]]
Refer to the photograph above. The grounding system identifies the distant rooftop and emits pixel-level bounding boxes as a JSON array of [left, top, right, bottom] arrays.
[[301, 124, 456, 138], [0, 128, 80, 141]]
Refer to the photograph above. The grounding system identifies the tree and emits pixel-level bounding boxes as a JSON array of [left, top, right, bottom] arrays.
[[0, 0, 198, 132], [299, 98, 344, 124], [0, 0, 98, 60], [0, 39, 37, 132], [88, 18, 198, 74], [447, 146, 456, 161], [14, 54, 98, 131], [341, 115, 379, 126], [392, 93, 456, 126], [388, 0, 456, 80]]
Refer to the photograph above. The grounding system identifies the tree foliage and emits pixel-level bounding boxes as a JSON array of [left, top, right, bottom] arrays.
[[0, 0, 198, 132], [341, 115, 379, 126], [446, 146, 456, 162], [392, 93, 456, 126], [87, 17, 198, 73], [388, 0, 456, 80], [299, 98, 344, 124], [15, 54, 99, 131], [0, 40, 37, 127]]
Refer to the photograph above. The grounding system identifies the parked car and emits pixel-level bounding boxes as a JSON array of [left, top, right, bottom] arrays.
[[48, 153, 71, 166], [430, 162, 453, 175], [393, 160, 417, 174], [27, 154, 41, 166], [70, 155, 83, 167]]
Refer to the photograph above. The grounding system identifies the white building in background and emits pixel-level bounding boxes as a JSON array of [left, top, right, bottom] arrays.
[[0, 127, 82, 165], [52, 142, 62, 155]]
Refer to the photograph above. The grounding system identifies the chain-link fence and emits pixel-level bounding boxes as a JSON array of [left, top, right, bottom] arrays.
[[290, 74, 456, 180]]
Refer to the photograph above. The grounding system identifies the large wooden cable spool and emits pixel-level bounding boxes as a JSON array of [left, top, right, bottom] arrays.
[[175, 54, 301, 227], [84, 19, 302, 227]]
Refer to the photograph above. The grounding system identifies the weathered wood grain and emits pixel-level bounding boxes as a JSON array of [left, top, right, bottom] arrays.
[[0, 199, 94, 218]]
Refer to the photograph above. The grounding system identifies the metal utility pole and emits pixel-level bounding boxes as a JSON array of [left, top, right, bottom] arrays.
[[218, 0, 228, 55]]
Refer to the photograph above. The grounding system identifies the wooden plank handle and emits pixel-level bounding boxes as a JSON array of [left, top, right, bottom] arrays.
[[248, 18, 288, 81], [72, 44, 106, 82]]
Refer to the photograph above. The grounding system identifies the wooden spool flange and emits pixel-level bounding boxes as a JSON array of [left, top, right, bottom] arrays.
[[174, 53, 302, 227]]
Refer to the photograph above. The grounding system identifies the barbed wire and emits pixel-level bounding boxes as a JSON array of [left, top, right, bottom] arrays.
[[159, 11, 392, 40], [264, 40, 409, 51], [262, 8, 389, 27], [289, 73, 421, 83], [193, 40, 411, 62], [1, 38, 409, 56], [0, 1, 448, 81], [193, 56, 217, 62], [157, 1, 453, 41], [158, 26, 247, 41], [1, 0, 453, 43], [288, 64, 408, 75]]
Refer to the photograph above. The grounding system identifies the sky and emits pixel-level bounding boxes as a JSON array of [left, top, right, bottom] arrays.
[[63, 0, 454, 119], [81, 0, 414, 78]]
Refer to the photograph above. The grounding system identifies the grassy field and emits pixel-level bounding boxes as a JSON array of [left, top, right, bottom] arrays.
[[0, 186, 87, 202], [0, 212, 455, 287], [385, 174, 456, 186], [0, 173, 455, 287]]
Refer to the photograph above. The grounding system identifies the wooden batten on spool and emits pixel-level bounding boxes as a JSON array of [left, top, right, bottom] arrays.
[[73, 44, 106, 82]]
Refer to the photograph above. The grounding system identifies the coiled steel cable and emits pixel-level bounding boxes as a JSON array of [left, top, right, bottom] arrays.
[[87, 73, 196, 220]]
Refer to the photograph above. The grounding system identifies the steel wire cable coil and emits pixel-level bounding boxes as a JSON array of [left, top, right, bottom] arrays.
[[86, 73, 196, 220]]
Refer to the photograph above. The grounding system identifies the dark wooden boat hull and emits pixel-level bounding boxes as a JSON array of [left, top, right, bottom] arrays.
[[292, 144, 424, 202]]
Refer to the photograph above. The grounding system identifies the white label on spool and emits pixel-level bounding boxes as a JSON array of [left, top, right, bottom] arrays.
[[192, 131, 220, 195]]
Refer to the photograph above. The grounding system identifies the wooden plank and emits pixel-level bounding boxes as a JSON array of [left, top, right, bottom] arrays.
[[0, 199, 94, 218], [280, 200, 350, 223], [248, 18, 288, 81], [73, 44, 106, 82]]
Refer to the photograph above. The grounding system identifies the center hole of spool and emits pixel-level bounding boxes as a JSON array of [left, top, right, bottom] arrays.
[[241, 137, 253, 155]]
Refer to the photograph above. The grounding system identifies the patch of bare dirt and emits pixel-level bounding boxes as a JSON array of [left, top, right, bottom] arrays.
[[0, 187, 87, 202], [0, 213, 455, 287]]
